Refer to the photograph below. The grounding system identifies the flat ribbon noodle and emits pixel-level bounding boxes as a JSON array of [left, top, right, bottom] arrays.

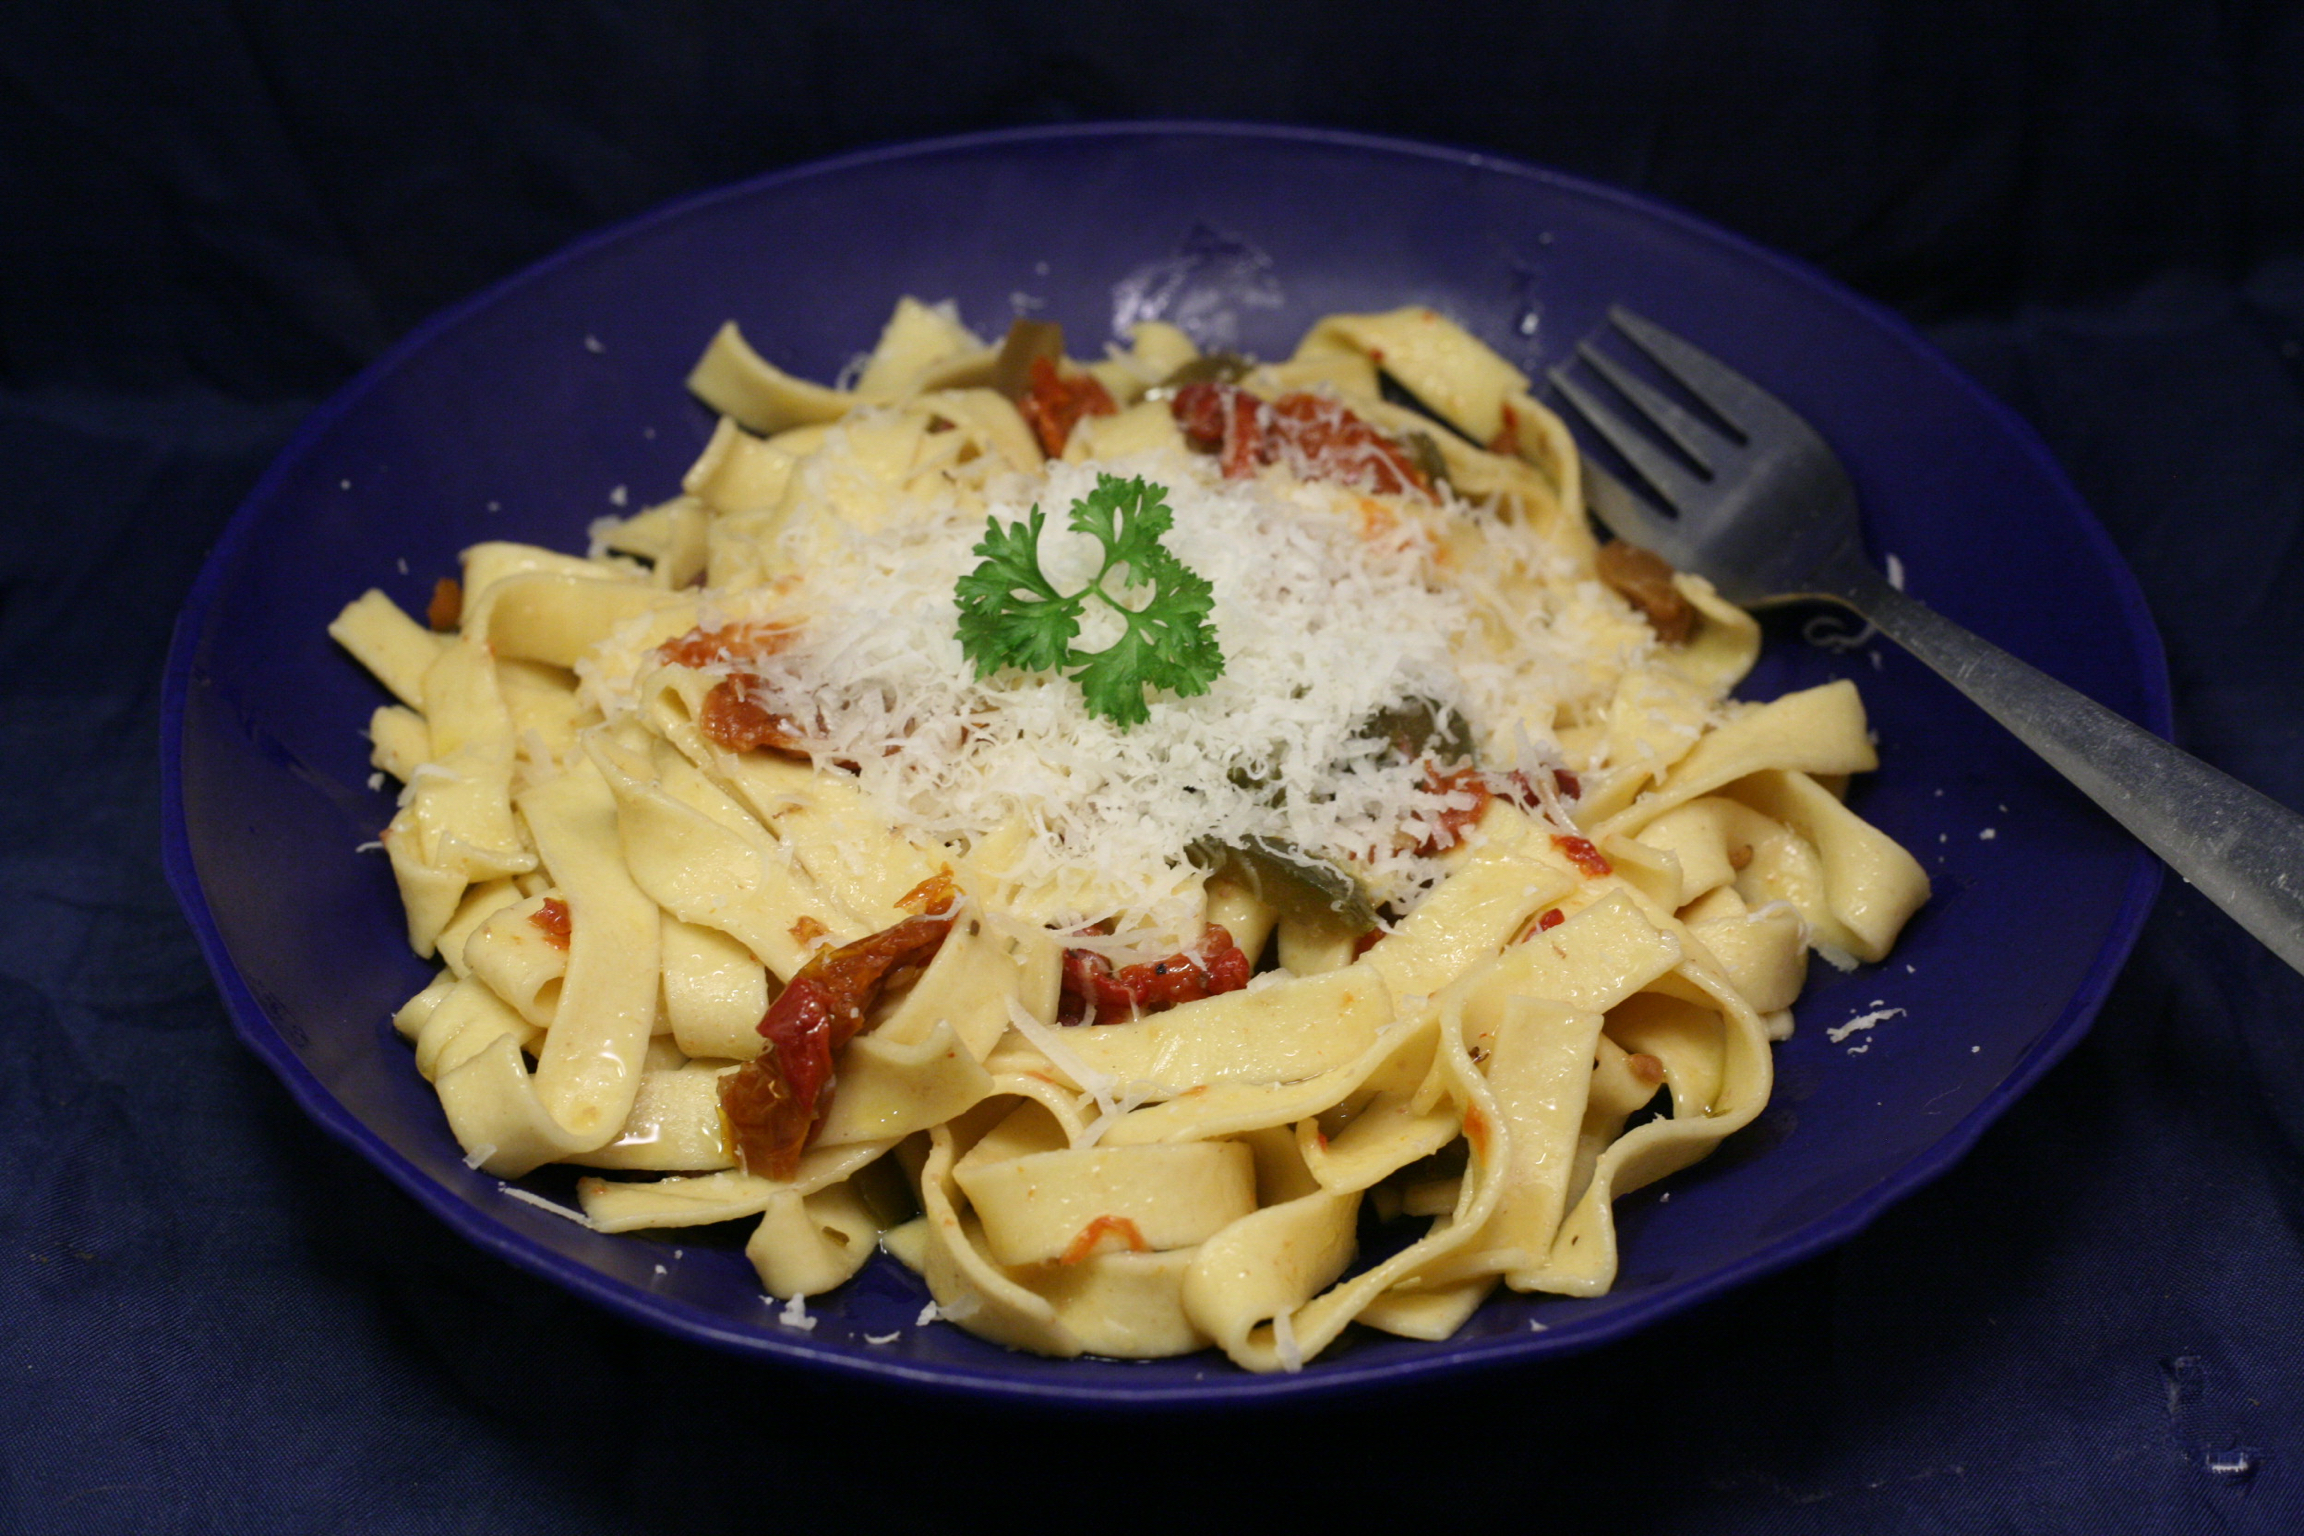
[[433, 755, 660, 1174], [476, 571, 695, 669], [1364, 803, 1576, 999], [1183, 976, 1514, 1372], [914, 1121, 1083, 1358], [660, 914, 772, 1060], [811, 1020, 996, 1149], [433, 877, 523, 980], [366, 702, 431, 782], [571, 1062, 737, 1172], [953, 1140, 1257, 1266], [1298, 307, 1530, 446], [574, 1140, 894, 1232], [591, 728, 855, 981], [870, 911, 1061, 1063], [1595, 680, 1879, 842], [412, 974, 541, 1084], [642, 663, 944, 928], [328, 588, 446, 709], [1721, 768, 1931, 963], [460, 891, 571, 1028], [1517, 911, 1777, 1296], [687, 320, 857, 435], [1061, 964, 1396, 1091], [747, 1182, 881, 1297]]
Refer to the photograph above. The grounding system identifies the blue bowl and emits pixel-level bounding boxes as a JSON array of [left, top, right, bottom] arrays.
[[160, 123, 2165, 1405]]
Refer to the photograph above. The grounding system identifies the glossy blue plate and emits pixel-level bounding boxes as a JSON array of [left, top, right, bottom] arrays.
[[160, 124, 2166, 1404]]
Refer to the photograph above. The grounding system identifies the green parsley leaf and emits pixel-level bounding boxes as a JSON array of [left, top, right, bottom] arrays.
[[954, 474, 1226, 727], [953, 504, 1081, 674]]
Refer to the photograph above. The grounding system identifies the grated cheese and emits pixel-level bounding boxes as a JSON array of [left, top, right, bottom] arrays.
[[497, 1184, 596, 1228], [1003, 996, 1125, 1125], [1827, 1006, 1905, 1044], [583, 446, 1656, 947], [1272, 1307, 1304, 1373]]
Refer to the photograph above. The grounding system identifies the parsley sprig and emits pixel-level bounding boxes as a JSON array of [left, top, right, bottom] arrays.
[[955, 474, 1224, 727]]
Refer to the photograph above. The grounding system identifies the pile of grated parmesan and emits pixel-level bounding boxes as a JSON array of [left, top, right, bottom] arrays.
[[587, 444, 1657, 943]]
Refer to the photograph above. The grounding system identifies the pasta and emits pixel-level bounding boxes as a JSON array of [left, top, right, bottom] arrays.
[[332, 298, 1930, 1371]]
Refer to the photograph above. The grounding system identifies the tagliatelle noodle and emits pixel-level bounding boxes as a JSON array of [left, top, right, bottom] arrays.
[[333, 298, 1931, 1371]]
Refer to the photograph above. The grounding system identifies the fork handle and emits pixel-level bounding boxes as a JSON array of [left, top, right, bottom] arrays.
[[1831, 563, 2304, 975]]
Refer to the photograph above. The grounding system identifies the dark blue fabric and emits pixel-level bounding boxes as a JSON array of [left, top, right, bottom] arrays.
[[4, 4, 2301, 1530]]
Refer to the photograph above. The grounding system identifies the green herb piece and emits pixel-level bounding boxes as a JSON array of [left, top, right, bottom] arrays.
[[955, 474, 1224, 727]]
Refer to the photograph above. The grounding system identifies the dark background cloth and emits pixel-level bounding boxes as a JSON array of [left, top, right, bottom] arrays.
[[5, 3, 2303, 1531]]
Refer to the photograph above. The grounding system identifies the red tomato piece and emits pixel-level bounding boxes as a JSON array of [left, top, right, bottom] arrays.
[[718, 913, 955, 1179], [656, 621, 797, 670], [1059, 1215, 1151, 1265], [529, 898, 572, 951], [427, 577, 462, 632], [1059, 924, 1253, 1024], [1168, 382, 1430, 495], [1417, 764, 1494, 855], [1018, 355, 1118, 456], [697, 676, 813, 756], [1552, 833, 1614, 878]]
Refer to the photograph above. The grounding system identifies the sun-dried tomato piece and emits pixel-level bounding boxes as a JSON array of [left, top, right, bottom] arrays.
[[1017, 355, 1118, 456], [1416, 763, 1494, 855], [427, 577, 462, 632], [1416, 762, 1591, 855], [1267, 392, 1431, 496], [1513, 906, 1570, 945], [1169, 380, 1268, 479], [896, 868, 958, 915], [1552, 833, 1614, 878], [1059, 924, 1253, 1024], [1169, 379, 1228, 447], [718, 913, 956, 1179], [529, 897, 572, 950], [698, 676, 813, 756], [1059, 1215, 1152, 1264], [655, 621, 798, 670], [1168, 382, 1431, 495], [1482, 766, 1584, 814]]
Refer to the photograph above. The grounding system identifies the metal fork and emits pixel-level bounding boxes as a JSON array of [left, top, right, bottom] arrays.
[[1548, 306, 2304, 976]]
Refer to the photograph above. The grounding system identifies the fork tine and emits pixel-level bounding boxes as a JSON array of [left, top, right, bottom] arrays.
[[1579, 454, 1702, 569], [1606, 306, 1782, 434], [1573, 340, 1731, 472], [1546, 365, 1712, 515]]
